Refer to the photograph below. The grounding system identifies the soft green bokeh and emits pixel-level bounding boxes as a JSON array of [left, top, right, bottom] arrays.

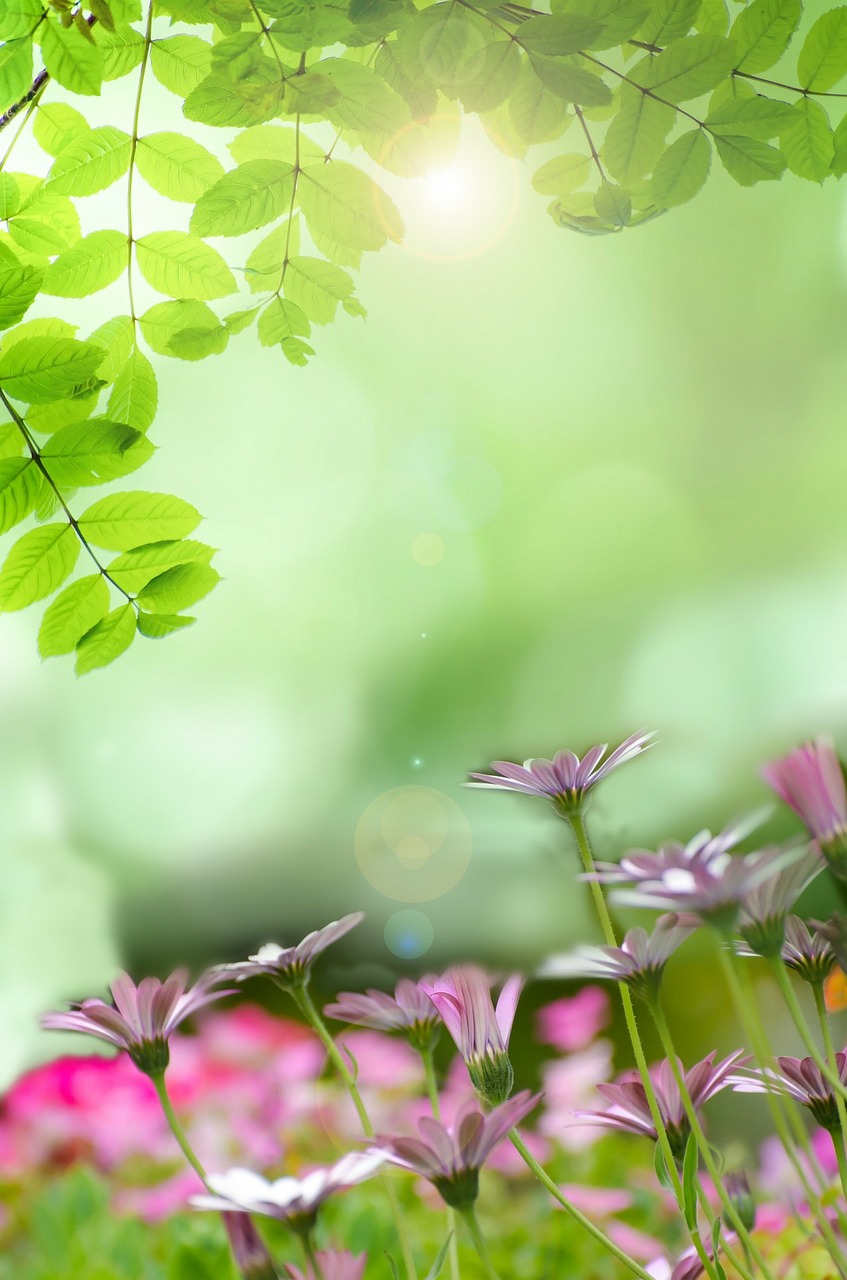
[[3, 62, 847, 1081]]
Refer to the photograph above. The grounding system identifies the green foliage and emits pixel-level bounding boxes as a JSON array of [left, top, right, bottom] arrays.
[[0, 0, 846, 669]]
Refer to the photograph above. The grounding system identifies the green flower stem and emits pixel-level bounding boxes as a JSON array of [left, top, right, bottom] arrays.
[[420, 1047, 460, 1280], [649, 1000, 771, 1280], [152, 1072, 208, 1186], [772, 960, 847, 1108], [302, 1233, 326, 1280], [715, 948, 847, 1274], [508, 1128, 652, 1280], [460, 1206, 502, 1280], [292, 985, 417, 1280], [568, 815, 686, 1200], [812, 982, 847, 1201]]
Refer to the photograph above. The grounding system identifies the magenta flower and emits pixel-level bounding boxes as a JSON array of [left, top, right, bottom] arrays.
[[466, 730, 655, 816], [215, 914, 364, 991], [732, 1054, 847, 1132], [538, 914, 697, 1003], [579, 1051, 748, 1161], [370, 1092, 540, 1208], [324, 978, 441, 1052], [536, 987, 610, 1052], [284, 1253, 366, 1280], [191, 1152, 386, 1226], [588, 811, 769, 886], [223, 1213, 278, 1280], [763, 739, 847, 880], [40, 969, 230, 1077], [420, 966, 523, 1105]]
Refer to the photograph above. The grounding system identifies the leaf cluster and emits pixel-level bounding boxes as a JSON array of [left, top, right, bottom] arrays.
[[1, 0, 847, 668]]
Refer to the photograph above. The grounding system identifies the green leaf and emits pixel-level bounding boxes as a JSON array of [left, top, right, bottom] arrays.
[[715, 132, 786, 182], [263, 0, 353, 52], [139, 300, 228, 360], [509, 62, 568, 144], [27, 383, 101, 434], [184, 68, 284, 128], [150, 35, 212, 96], [0, 262, 44, 330], [244, 218, 300, 292], [779, 97, 834, 180], [412, 6, 488, 84], [283, 256, 356, 324], [9, 184, 82, 255], [594, 179, 631, 225], [40, 19, 105, 96], [603, 87, 674, 183], [0, 523, 79, 611], [135, 232, 237, 300], [258, 296, 310, 346], [42, 230, 127, 298], [458, 40, 522, 113], [423, 1235, 454, 1280], [298, 161, 403, 252], [518, 14, 604, 54], [87, 314, 134, 383], [0, 173, 21, 220], [633, 34, 736, 102], [555, 0, 651, 45], [37, 106, 83, 168], [75, 602, 136, 673], [107, 348, 158, 432], [0, 457, 41, 533], [137, 610, 196, 639], [107, 539, 214, 592], [0, 38, 34, 114], [41, 418, 154, 487], [706, 92, 797, 138], [0, 337, 104, 404], [229, 124, 323, 166], [0, 0, 45, 41], [279, 336, 315, 366], [38, 574, 110, 657], [319, 57, 411, 134], [797, 7, 847, 91], [729, 0, 801, 72], [831, 109, 847, 173], [46, 127, 132, 196], [530, 55, 612, 107], [137, 561, 219, 613], [375, 38, 439, 119], [682, 1133, 699, 1229], [190, 160, 294, 237], [224, 308, 257, 335], [96, 25, 145, 80], [210, 30, 264, 81], [532, 152, 591, 194], [78, 491, 201, 551], [135, 133, 224, 204], [651, 127, 712, 204], [0, 421, 25, 460], [639, 0, 703, 46]]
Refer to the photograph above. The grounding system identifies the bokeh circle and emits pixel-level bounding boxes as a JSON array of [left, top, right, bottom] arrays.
[[355, 785, 472, 903], [384, 909, 435, 958]]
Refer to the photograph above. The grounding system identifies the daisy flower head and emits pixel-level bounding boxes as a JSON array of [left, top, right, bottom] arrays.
[[324, 977, 441, 1052], [762, 738, 847, 882], [467, 731, 655, 818], [41, 968, 230, 1078], [215, 914, 365, 992], [371, 1092, 540, 1209], [538, 914, 697, 1004], [420, 965, 523, 1106]]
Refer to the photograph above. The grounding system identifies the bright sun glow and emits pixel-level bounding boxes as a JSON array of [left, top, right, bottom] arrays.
[[423, 166, 472, 211]]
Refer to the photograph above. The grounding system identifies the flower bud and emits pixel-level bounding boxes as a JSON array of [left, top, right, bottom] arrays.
[[222, 1214, 279, 1280], [725, 1172, 756, 1233], [468, 1050, 514, 1106]]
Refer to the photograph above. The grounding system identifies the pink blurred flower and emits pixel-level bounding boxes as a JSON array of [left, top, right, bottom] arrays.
[[608, 1222, 666, 1262], [557, 1184, 633, 1216], [114, 1169, 203, 1222], [536, 987, 610, 1051], [284, 1253, 365, 1280], [539, 1041, 614, 1151]]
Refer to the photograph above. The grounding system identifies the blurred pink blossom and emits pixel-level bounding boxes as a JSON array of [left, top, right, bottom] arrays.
[[539, 1040, 614, 1150], [536, 987, 610, 1052]]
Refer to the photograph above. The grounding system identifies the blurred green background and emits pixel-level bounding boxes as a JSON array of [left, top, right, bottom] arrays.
[[3, 60, 847, 1091]]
